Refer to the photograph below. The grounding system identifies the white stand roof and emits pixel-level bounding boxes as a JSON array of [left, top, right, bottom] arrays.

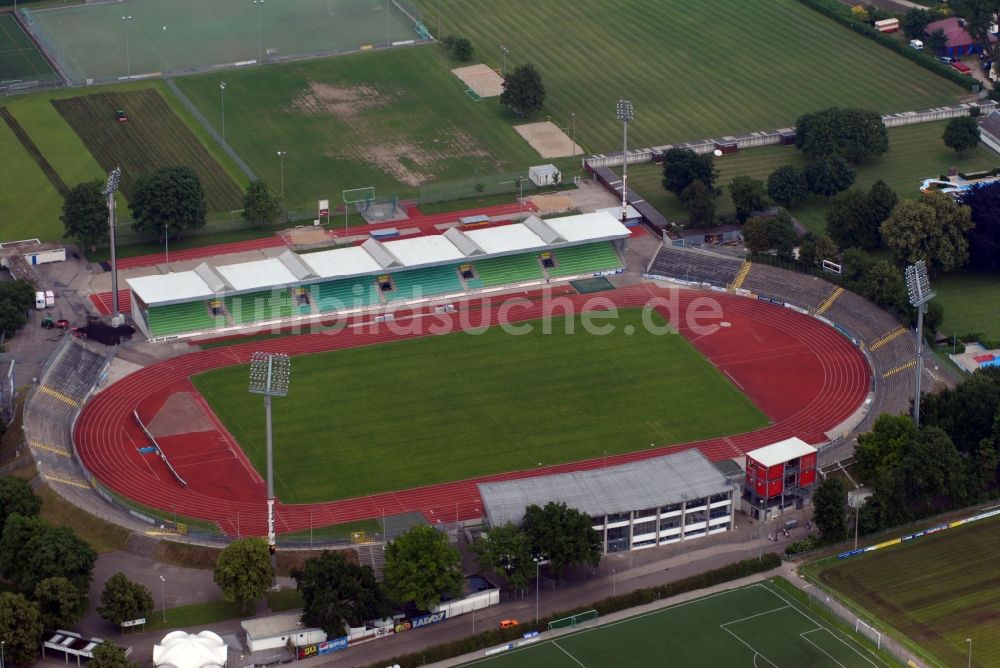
[[745, 437, 816, 468]]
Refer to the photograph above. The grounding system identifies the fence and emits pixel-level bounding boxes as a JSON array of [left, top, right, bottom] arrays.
[[418, 171, 539, 205]]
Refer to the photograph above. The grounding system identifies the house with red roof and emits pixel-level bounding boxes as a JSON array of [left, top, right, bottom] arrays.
[[925, 17, 997, 57]]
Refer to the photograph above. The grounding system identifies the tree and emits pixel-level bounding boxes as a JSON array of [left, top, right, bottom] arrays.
[[960, 181, 1000, 271], [213, 537, 274, 613], [97, 572, 154, 626], [866, 179, 899, 224], [383, 525, 463, 611], [856, 414, 916, 485], [89, 643, 140, 668], [925, 28, 948, 53], [241, 180, 282, 227], [500, 63, 545, 117], [795, 108, 889, 164], [0, 300, 28, 337], [863, 260, 906, 310], [0, 476, 41, 535], [452, 37, 473, 62], [61, 180, 109, 252], [472, 523, 534, 590], [293, 550, 389, 635], [767, 165, 809, 208], [662, 148, 718, 197], [729, 176, 768, 224], [805, 155, 856, 199], [521, 502, 602, 578], [880, 192, 974, 273], [34, 577, 85, 629], [943, 116, 981, 154], [0, 592, 43, 665], [0, 280, 36, 314], [742, 216, 772, 255], [901, 7, 930, 39], [813, 478, 847, 543], [0, 513, 47, 590], [920, 367, 1000, 454], [680, 180, 716, 227], [826, 190, 878, 250], [129, 166, 207, 241], [902, 427, 970, 511], [19, 524, 96, 593]]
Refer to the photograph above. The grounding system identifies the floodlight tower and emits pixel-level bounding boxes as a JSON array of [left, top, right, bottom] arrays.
[[248, 351, 291, 585], [905, 260, 935, 428], [616, 99, 633, 222], [102, 167, 123, 326]]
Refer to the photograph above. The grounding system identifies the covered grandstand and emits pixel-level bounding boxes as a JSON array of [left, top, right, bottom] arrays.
[[128, 212, 630, 339]]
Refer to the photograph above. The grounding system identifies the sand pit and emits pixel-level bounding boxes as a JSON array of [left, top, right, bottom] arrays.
[[147, 392, 214, 438], [451, 63, 504, 98], [514, 121, 581, 158], [285, 227, 331, 246], [530, 193, 575, 214]]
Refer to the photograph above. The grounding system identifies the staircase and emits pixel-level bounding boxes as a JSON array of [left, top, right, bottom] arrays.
[[729, 260, 752, 291], [815, 286, 844, 315], [125, 532, 160, 558]]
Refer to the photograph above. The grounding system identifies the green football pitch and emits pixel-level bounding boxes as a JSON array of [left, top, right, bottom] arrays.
[[0, 15, 59, 84], [21, 0, 421, 85], [463, 582, 887, 668], [192, 310, 768, 503]]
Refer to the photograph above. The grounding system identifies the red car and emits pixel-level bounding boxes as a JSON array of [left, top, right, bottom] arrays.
[[951, 61, 972, 75], [56, 319, 70, 330]]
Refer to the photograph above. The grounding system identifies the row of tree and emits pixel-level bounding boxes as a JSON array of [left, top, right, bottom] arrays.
[[61, 168, 283, 254]]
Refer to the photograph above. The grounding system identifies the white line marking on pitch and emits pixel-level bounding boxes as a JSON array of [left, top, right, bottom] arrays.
[[552, 640, 586, 667]]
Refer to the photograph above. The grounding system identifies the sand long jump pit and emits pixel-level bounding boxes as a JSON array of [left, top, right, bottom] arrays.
[[515, 121, 582, 159], [451, 63, 504, 98]]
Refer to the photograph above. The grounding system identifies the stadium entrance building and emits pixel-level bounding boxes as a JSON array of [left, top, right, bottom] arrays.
[[478, 450, 737, 553], [125, 212, 631, 340], [743, 437, 817, 520]]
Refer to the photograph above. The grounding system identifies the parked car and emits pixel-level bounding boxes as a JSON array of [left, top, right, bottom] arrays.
[[951, 61, 973, 75], [909, 39, 924, 50], [499, 619, 519, 629], [939, 56, 957, 64], [56, 319, 70, 330], [115, 109, 127, 123]]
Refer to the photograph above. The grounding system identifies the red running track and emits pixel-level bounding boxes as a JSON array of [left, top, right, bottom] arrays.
[[74, 284, 870, 535]]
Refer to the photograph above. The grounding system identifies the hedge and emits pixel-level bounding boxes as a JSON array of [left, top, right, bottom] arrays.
[[796, 0, 981, 92], [365, 554, 781, 668]]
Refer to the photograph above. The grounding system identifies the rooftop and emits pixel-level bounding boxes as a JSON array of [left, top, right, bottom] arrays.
[[745, 437, 816, 468]]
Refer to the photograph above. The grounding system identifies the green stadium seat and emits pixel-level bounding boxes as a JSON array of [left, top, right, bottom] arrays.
[[146, 301, 222, 336], [224, 290, 295, 325], [547, 242, 622, 278], [469, 253, 544, 288], [315, 278, 381, 312], [385, 265, 463, 302]]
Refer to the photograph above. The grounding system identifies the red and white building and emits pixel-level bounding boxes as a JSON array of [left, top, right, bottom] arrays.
[[743, 437, 817, 520]]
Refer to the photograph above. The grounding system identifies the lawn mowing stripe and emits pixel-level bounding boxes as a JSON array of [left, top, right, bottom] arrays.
[[0, 107, 69, 196]]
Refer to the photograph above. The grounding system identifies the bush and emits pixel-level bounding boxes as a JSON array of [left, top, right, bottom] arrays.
[[785, 535, 821, 556], [365, 555, 780, 668]]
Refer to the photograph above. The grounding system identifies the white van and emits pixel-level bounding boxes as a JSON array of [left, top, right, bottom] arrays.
[[34, 291, 46, 310], [909, 39, 924, 50], [45, 290, 55, 308]]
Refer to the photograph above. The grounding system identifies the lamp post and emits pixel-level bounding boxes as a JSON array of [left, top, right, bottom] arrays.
[[533, 556, 543, 625], [102, 167, 123, 326], [159, 576, 166, 623], [276, 151, 287, 197], [616, 99, 633, 222], [249, 352, 292, 587], [253, 0, 265, 64], [966, 638, 972, 668], [905, 260, 935, 428], [122, 16, 133, 77], [164, 222, 169, 271], [571, 112, 576, 158], [501, 45, 509, 75], [2, 639, 5, 668], [758, 497, 765, 561], [612, 568, 616, 597], [219, 81, 227, 142]]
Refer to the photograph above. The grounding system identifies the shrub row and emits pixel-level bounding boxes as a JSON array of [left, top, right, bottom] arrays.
[[366, 554, 781, 668], [796, 0, 982, 92]]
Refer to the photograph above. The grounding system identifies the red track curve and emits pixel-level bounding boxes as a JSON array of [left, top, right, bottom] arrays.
[[74, 284, 870, 535]]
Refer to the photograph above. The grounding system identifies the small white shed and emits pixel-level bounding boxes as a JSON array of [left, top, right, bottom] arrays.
[[241, 614, 326, 653], [528, 164, 561, 187]]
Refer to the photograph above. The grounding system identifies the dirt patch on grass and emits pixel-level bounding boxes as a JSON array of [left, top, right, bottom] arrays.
[[514, 121, 580, 159], [451, 63, 504, 98], [340, 130, 490, 187], [290, 82, 388, 121], [147, 392, 214, 438]]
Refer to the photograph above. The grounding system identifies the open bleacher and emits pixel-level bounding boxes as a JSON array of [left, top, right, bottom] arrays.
[[385, 265, 464, 302], [147, 301, 222, 337], [647, 245, 743, 285], [314, 277, 381, 313], [224, 290, 294, 325], [547, 242, 622, 277], [469, 253, 544, 288]]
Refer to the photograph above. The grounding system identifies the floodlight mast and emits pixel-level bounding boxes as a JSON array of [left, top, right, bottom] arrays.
[[248, 351, 290, 586], [905, 261, 935, 428], [616, 99, 633, 222], [102, 167, 123, 325]]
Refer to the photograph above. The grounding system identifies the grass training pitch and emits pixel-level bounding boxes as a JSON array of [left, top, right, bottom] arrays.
[[932, 272, 1000, 341], [52, 88, 245, 212], [174, 46, 543, 213], [0, 14, 58, 84], [463, 581, 887, 667], [21, 0, 421, 85], [424, 0, 963, 152], [816, 515, 1000, 667], [192, 310, 768, 504]]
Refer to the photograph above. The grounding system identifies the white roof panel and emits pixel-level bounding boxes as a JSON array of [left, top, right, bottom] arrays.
[[303, 245, 384, 278], [545, 211, 632, 243], [745, 437, 816, 467], [128, 272, 213, 304], [464, 224, 547, 254], [383, 235, 466, 266], [216, 258, 299, 292]]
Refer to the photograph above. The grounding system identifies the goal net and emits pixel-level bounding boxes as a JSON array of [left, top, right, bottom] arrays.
[[548, 609, 598, 631], [855, 618, 882, 651]]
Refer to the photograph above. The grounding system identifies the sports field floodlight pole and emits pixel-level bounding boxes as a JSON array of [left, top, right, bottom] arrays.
[[276, 151, 287, 197], [571, 112, 576, 158], [966, 638, 972, 668], [905, 260, 935, 428], [219, 81, 227, 141], [102, 167, 123, 325], [501, 45, 509, 75], [122, 16, 133, 77], [534, 557, 542, 624], [616, 99, 633, 223], [249, 351, 291, 587], [254, 0, 265, 65]]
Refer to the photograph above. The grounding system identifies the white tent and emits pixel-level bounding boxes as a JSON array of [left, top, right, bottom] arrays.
[[153, 631, 227, 668]]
